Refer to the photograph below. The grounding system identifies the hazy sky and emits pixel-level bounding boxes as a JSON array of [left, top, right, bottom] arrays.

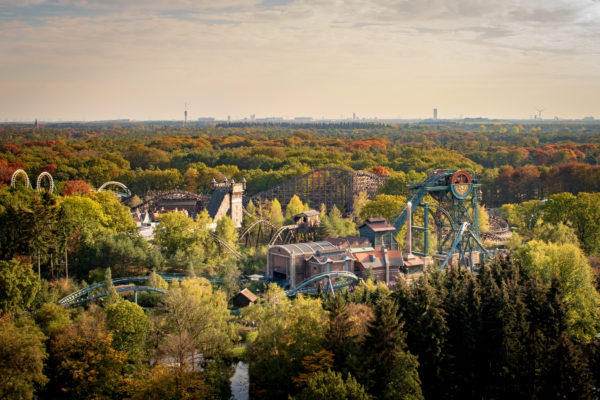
[[1, 0, 599, 121]]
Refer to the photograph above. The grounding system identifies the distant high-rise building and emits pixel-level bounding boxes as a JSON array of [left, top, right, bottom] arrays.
[[353, 112, 357, 120], [184, 103, 188, 124], [433, 108, 438, 119], [227, 115, 231, 122]]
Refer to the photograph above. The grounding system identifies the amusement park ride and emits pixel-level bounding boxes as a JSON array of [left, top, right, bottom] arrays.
[[10, 167, 499, 302], [393, 169, 489, 271]]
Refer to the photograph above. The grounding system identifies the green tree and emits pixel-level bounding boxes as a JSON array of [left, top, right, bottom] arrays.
[[0, 317, 48, 400], [245, 285, 328, 399], [542, 192, 576, 227], [47, 307, 126, 399], [89, 191, 136, 233], [285, 194, 308, 220], [478, 204, 489, 234], [538, 332, 593, 399], [360, 194, 406, 222], [516, 240, 600, 343], [500, 199, 544, 237], [106, 300, 150, 360], [121, 365, 209, 400], [403, 274, 447, 399], [147, 268, 168, 290], [103, 267, 120, 305], [77, 232, 163, 278], [183, 167, 200, 193], [531, 222, 578, 245], [351, 191, 369, 223], [324, 296, 357, 374], [154, 212, 198, 258], [269, 199, 285, 226], [362, 298, 422, 399], [0, 189, 37, 261], [215, 215, 238, 252], [160, 278, 232, 363], [383, 350, 424, 400], [34, 302, 71, 337], [0, 259, 41, 314], [565, 193, 600, 255], [320, 205, 357, 238], [296, 370, 370, 400]]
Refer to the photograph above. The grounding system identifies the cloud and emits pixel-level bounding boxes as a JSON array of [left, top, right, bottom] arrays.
[[0, 0, 599, 120]]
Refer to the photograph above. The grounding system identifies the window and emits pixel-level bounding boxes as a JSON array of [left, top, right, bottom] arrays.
[[345, 261, 349, 271]]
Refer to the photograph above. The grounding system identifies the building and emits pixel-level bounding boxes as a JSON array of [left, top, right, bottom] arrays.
[[358, 218, 398, 250], [294, 210, 321, 229], [206, 178, 245, 228], [132, 178, 246, 229], [353, 248, 404, 284], [305, 247, 355, 276], [433, 108, 438, 119], [267, 241, 339, 288], [232, 288, 258, 308]]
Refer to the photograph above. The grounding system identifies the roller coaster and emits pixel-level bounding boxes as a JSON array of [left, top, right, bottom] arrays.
[[98, 181, 132, 198], [58, 274, 222, 306], [59, 270, 355, 306], [249, 166, 388, 215], [285, 271, 362, 297], [10, 169, 54, 192], [391, 169, 490, 270]]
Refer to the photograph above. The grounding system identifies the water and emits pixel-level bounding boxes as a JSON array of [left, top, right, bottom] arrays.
[[230, 361, 249, 400]]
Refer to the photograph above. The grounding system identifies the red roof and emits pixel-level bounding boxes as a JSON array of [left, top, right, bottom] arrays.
[[353, 249, 404, 268]]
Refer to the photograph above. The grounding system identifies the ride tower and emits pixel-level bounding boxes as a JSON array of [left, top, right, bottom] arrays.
[[393, 169, 488, 271]]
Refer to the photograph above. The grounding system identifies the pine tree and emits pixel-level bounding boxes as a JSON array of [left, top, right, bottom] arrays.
[[361, 298, 421, 399], [404, 274, 448, 399], [323, 296, 357, 374], [538, 332, 593, 399], [269, 199, 284, 226], [104, 267, 120, 305], [285, 195, 306, 220], [439, 268, 481, 398]]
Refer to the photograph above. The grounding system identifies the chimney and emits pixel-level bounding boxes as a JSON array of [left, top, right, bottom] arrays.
[[404, 201, 415, 260], [383, 248, 390, 285]]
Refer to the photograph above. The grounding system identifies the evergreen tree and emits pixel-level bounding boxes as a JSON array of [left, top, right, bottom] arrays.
[[538, 332, 593, 400], [361, 298, 421, 399], [404, 274, 447, 399], [439, 268, 481, 399], [104, 267, 120, 305], [285, 195, 307, 220], [296, 370, 370, 400], [323, 296, 357, 374], [269, 199, 285, 226]]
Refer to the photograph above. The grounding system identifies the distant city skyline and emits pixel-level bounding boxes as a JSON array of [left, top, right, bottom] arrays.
[[1, 0, 599, 121]]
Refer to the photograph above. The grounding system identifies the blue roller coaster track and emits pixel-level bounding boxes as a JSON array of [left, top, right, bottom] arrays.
[[285, 271, 362, 297], [58, 274, 221, 306]]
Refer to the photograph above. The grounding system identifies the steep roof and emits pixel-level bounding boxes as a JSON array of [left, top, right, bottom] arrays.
[[206, 189, 227, 219], [359, 217, 396, 232], [236, 288, 258, 303]]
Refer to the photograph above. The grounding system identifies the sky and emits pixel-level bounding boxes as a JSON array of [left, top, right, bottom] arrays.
[[0, 0, 599, 121]]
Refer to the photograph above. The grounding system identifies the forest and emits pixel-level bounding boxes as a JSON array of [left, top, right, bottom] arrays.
[[1, 121, 600, 399]]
